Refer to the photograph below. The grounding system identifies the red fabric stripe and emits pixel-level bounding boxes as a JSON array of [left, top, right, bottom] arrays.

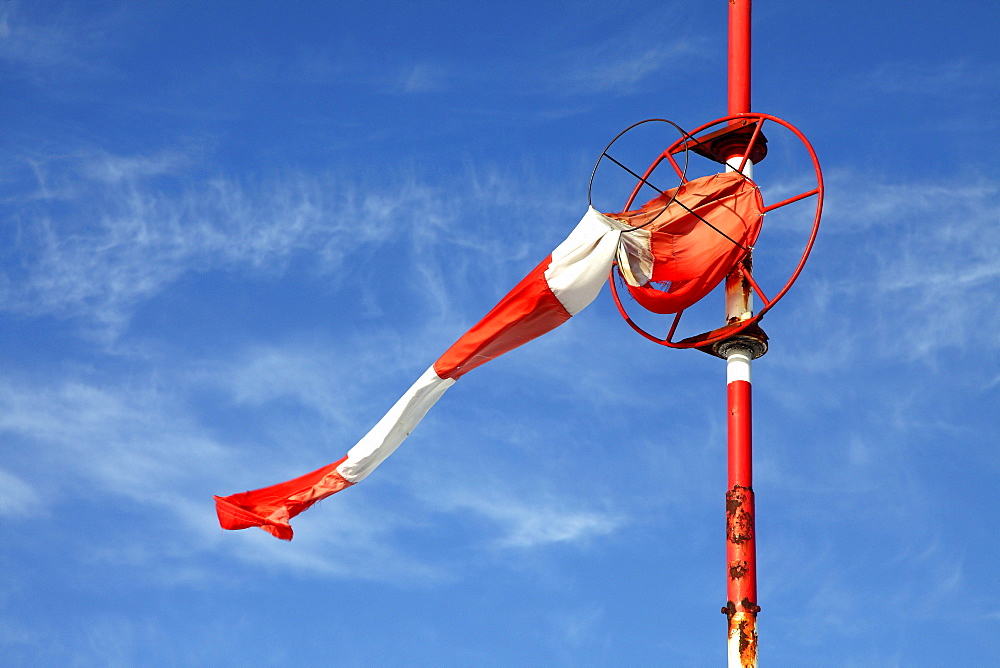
[[616, 173, 763, 315], [214, 455, 353, 540], [433, 256, 571, 380]]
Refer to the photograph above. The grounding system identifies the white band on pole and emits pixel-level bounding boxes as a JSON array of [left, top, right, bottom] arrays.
[[725, 157, 754, 178], [726, 346, 752, 384]]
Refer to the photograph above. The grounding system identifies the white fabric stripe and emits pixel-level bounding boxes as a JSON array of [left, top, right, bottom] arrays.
[[337, 366, 455, 483], [545, 207, 628, 316]]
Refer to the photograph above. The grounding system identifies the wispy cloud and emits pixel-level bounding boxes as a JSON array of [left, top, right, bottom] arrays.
[[550, 604, 606, 648], [80, 151, 192, 184], [1, 146, 576, 345], [0, 154, 423, 339], [770, 169, 999, 366], [0, 468, 43, 519], [0, 3, 124, 85], [429, 484, 624, 549], [397, 62, 448, 93], [0, 377, 232, 505], [862, 59, 1000, 97], [0, 362, 437, 583], [561, 35, 708, 94], [562, 39, 707, 94]]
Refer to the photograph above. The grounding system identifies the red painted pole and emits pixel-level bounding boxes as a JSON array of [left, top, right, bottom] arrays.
[[728, 0, 752, 118], [723, 346, 759, 666], [722, 1, 759, 666]]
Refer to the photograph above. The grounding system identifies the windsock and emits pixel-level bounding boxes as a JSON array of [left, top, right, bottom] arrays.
[[215, 172, 763, 539]]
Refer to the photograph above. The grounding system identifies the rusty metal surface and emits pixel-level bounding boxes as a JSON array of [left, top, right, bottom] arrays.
[[722, 600, 760, 666], [726, 485, 755, 544], [693, 323, 769, 359], [724, 482, 759, 666], [728, 610, 758, 666]]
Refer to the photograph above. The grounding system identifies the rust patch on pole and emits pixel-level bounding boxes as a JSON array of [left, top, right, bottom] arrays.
[[734, 611, 758, 665], [722, 599, 760, 667], [726, 484, 755, 544], [725, 483, 758, 666]]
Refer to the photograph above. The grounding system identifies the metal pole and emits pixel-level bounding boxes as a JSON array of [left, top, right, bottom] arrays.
[[728, 0, 752, 118], [722, 344, 759, 666], [723, 1, 759, 666]]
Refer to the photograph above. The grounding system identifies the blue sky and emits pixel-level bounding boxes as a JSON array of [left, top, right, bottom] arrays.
[[1, 1, 997, 665]]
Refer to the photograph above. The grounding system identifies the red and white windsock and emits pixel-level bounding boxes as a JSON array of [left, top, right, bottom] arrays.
[[215, 172, 763, 540]]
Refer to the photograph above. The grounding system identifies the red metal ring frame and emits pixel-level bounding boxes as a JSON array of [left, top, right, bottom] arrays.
[[607, 112, 824, 349]]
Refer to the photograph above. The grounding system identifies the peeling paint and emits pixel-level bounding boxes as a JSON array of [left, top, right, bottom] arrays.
[[727, 609, 759, 667], [726, 485, 755, 544], [737, 615, 757, 662]]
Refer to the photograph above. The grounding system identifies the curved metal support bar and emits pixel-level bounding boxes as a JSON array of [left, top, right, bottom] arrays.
[[588, 118, 694, 212], [608, 268, 669, 345]]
